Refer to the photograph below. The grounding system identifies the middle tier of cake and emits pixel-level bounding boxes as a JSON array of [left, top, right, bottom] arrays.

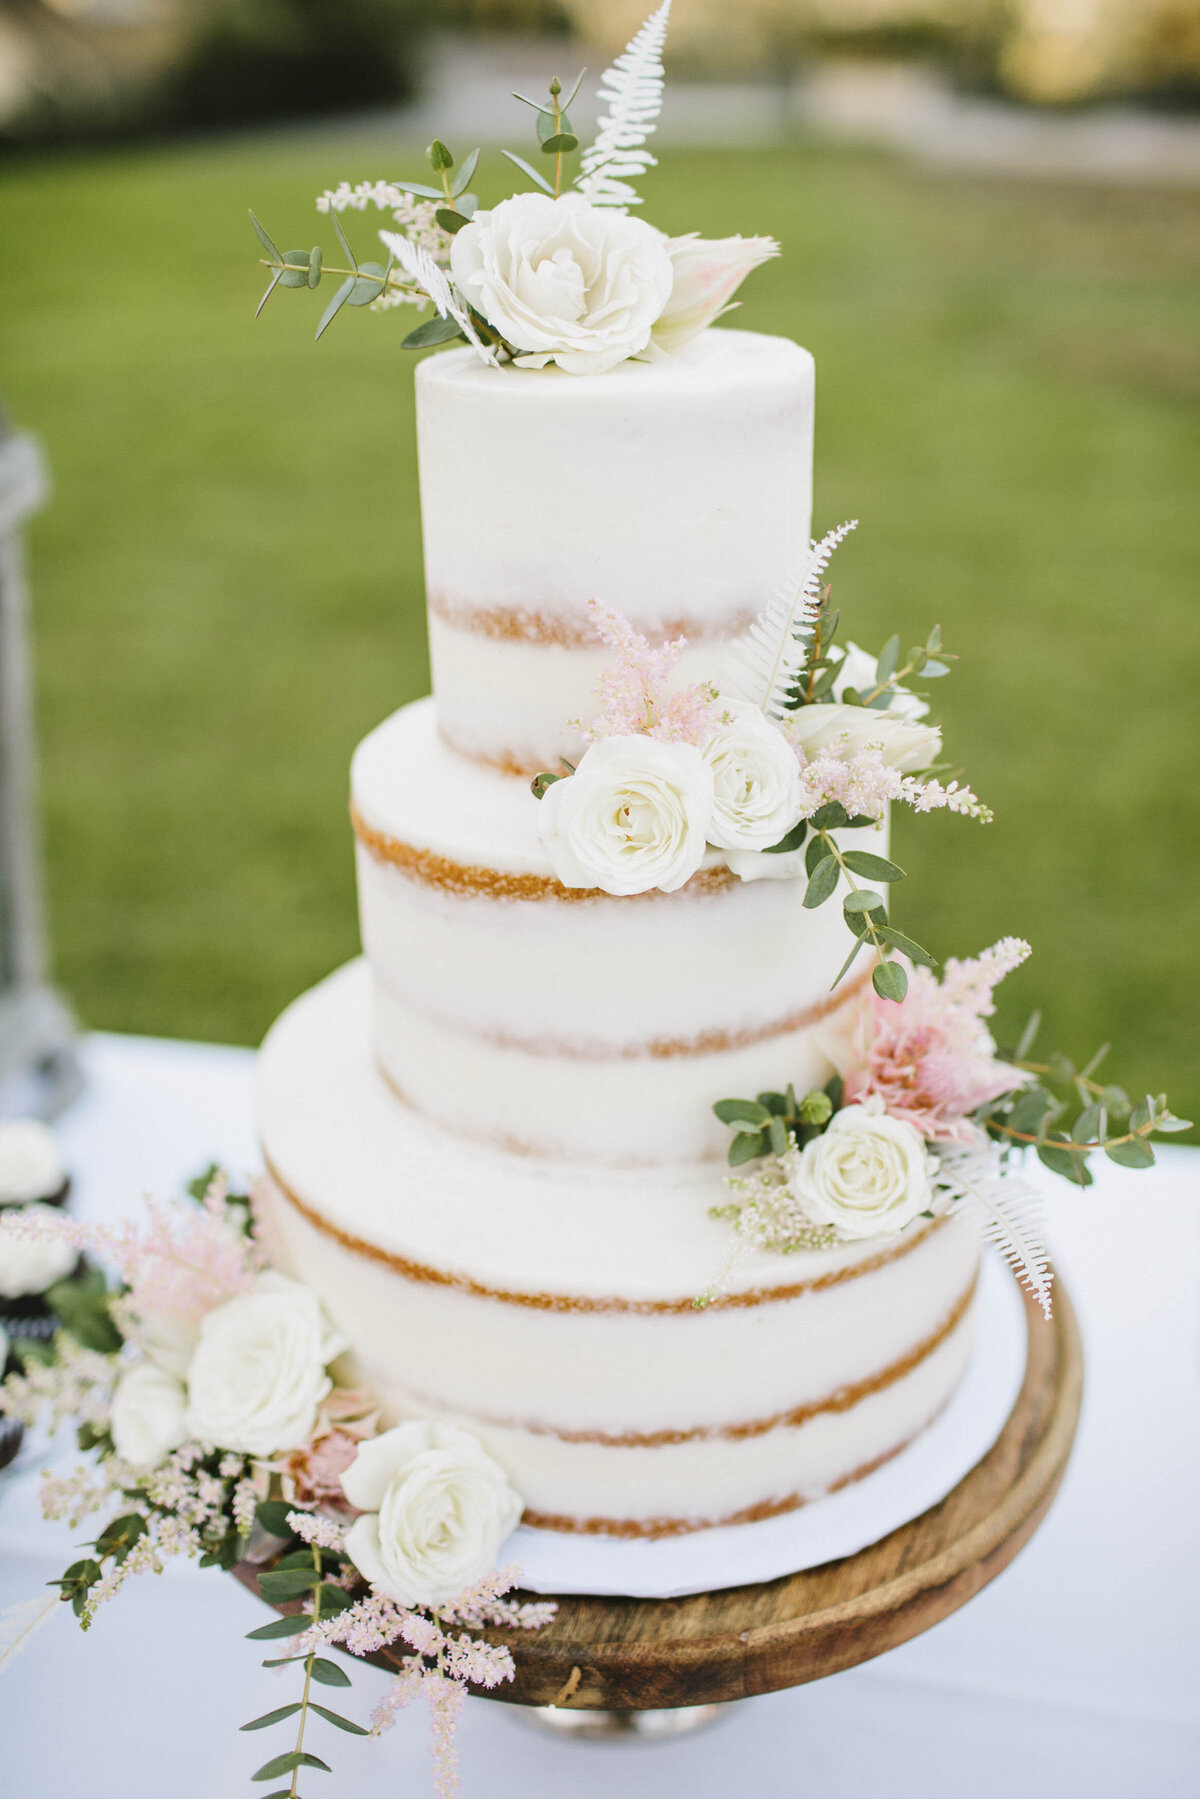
[[351, 699, 885, 1166]]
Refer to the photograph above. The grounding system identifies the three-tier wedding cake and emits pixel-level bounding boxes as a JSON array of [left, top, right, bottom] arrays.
[[254, 322, 982, 1537]]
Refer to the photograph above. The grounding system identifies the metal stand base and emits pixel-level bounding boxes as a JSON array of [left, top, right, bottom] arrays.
[[510, 1702, 731, 1742], [0, 987, 82, 1121]]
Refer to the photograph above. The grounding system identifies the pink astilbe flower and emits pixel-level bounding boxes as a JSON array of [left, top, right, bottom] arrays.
[[788, 741, 992, 826], [828, 938, 1031, 1143], [579, 601, 717, 745]]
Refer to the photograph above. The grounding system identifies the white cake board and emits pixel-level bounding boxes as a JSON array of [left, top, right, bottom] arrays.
[[503, 1249, 1028, 1599]]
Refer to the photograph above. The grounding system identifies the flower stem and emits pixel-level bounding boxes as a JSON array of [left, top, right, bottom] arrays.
[[288, 1552, 323, 1799]]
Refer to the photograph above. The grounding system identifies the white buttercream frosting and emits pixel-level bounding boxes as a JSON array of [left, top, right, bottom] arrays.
[[0, 1120, 64, 1205]]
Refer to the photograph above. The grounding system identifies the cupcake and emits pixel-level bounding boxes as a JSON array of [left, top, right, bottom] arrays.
[[0, 1119, 69, 1210], [0, 1319, 21, 1472], [0, 1202, 78, 1347]]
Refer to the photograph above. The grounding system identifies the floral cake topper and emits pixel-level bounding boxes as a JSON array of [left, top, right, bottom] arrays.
[[248, 2, 778, 375]]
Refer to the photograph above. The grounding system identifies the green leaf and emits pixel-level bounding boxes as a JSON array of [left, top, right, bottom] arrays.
[[256, 1500, 298, 1539], [257, 1569, 322, 1602], [923, 659, 951, 677], [427, 139, 454, 170], [873, 960, 908, 1002], [1105, 1137, 1156, 1169], [248, 212, 282, 261], [803, 856, 839, 909], [253, 1750, 331, 1781], [306, 245, 322, 289], [927, 624, 943, 653], [540, 132, 579, 153], [278, 250, 311, 289], [798, 1089, 833, 1127], [728, 1131, 766, 1167], [308, 1657, 353, 1687], [876, 926, 938, 969], [309, 1704, 369, 1735], [401, 314, 463, 349], [805, 835, 827, 878], [394, 179, 445, 200], [273, 1549, 325, 1572], [1038, 1141, 1091, 1185], [314, 276, 354, 341], [346, 262, 388, 307], [1153, 1115, 1193, 1134], [1073, 1104, 1104, 1144], [450, 147, 481, 196], [841, 850, 904, 882], [1006, 1088, 1055, 1136], [246, 1615, 314, 1642], [13, 1335, 56, 1366], [843, 888, 885, 916], [875, 634, 901, 684], [767, 1117, 788, 1156], [829, 933, 867, 991], [502, 150, 555, 195], [316, 1585, 356, 1616], [713, 1098, 769, 1127], [240, 1704, 302, 1732], [811, 801, 850, 831], [1129, 1098, 1153, 1133], [764, 819, 806, 854], [434, 206, 469, 234], [536, 108, 574, 144]]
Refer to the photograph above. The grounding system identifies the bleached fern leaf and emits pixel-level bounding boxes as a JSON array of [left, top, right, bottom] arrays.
[[577, 1, 672, 210], [0, 1593, 60, 1674], [724, 519, 857, 722], [936, 1145, 1054, 1318], [378, 230, 499, 366]]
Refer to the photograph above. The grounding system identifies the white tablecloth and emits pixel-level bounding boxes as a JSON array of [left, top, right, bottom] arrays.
[[2, 1033, 1197, 1797]]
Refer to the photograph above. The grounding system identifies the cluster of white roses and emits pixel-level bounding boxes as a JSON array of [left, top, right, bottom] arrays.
[[449, 191, 777, 376], [539, 644, 941, 897], [108, 1272, 522, 1610]]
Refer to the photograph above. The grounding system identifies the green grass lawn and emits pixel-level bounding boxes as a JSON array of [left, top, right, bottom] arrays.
[[1, 128, 1198, 1123]]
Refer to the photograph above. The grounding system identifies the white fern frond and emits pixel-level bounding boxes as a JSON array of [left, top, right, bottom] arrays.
[[0, 1593, 60, 1674], [378, 230, 499, 366], [724, 519, 857, 721], [936, 1145, 1054, 1319], [577, 1, 672, 209]]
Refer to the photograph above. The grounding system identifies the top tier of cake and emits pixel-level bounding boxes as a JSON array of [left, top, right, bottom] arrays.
[[418, 329, 815, 775]]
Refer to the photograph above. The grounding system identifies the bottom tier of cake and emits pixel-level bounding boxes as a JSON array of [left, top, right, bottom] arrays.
[[256, 961, 982, 1537]]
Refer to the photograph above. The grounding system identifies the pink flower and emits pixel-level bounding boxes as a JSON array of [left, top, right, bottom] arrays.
[[579, 601, 717, 746], [827, 939, 1031, 1143]]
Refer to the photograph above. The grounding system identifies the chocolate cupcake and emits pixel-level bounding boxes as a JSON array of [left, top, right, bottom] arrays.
[[0, 1202, 79, 1347]]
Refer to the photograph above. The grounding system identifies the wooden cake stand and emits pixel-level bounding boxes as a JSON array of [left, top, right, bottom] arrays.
[[240, 1275, 1082, 1728]]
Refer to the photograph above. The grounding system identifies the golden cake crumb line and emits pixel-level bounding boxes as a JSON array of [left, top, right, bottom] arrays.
[[438, 731, 548, 779], [519, 1424, 942, 1539], [428, 593, 755, 648], [349, 799, 739, 901], [393, 1271, 976, 1449], [376, 963, 873, 1063], [262, 1159, 948, 1314]]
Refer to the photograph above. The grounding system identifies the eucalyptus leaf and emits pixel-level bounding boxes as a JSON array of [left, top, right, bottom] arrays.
[[841, 850, 904, 881], [256, 270, 284, 319], [330, 209, 357, 268], [435, 207, 470, 235], [255, 1500, 298, 1539], [306, 245, 322, 288], [1015, 1009, 1042, 1060], [450, 147, 481, 196], [248, 210, 282, 262], [768, 1117, 789, 1156], [811, 801, 850, 831], [1038, 1141, 1092, 1185], [257, 1568, 322, 1601], [309, 1704, 369, 1736], [842, 888, 885, 916], [240, 1704, 302, 1732], [394, 179, 445, 200], [872, 960, 908, 1002], [1072, 1104, 1104, 1144], [728, 1131, 766, 1168], [923, 659, 951, 677], [876, 926, 938, 968], [347, 262, 388, 306], [309, 1657, 353, 1687], [875, 634, 901, 683], [503, 150, 555, 194], [402, 315, 463, 349], [427, 139, 454, 170], [713, 1099, 769, 1127], [278, 250, 311, 289], [252, 1750, 331, 1781], [804, 835, 827, 878], [540, 132, 579, 153], [1006, 1088, 1055, 1136], [1105, 1137, 1155, 1169], [246, 1615, 313, 1642], [803, 855, 839, 909], [764, 819, 806, 854]]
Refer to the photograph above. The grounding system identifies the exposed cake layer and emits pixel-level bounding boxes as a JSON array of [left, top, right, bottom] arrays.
[[256, 962, 982, 1535], [352, 700, 884, 1165], [417, 330, 815, 772]]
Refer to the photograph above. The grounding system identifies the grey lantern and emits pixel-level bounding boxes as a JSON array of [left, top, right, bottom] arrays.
[[0, 407, 81, 1119]]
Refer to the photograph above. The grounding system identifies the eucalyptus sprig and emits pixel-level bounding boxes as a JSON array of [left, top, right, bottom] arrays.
[[243, 1510, 366, 1796], [714, 1075, 843, 1168], [764, 798, 938, 1003], [504, 69, 587, 199], [982, 1022, 1191, 1187]]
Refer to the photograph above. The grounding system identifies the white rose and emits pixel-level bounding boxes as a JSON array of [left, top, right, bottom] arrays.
[[0, 1120, 64, 1205], [450, 193, 674, 375], [702, 703, 802, 852], [830, 640, 929, 725], [342, 1420, 523, 1610], [111, 1362, 188, 1470], [184, 1273, 344, 1457], [135, 1311, 200, 1382], [0, 1205, 76, 1299], [538, 734, 714, 896], [784, 1102, 935, 1241], [649, 233, 779, 354], [788, 702, 942, 774]]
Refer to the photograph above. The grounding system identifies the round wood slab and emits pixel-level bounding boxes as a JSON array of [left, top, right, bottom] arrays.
[[240, 1272, 1082, 1713]]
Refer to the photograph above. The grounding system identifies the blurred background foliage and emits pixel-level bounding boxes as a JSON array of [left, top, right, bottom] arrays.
[[0, 4, 1197, 1123], [0, 0, 1198, 151]]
